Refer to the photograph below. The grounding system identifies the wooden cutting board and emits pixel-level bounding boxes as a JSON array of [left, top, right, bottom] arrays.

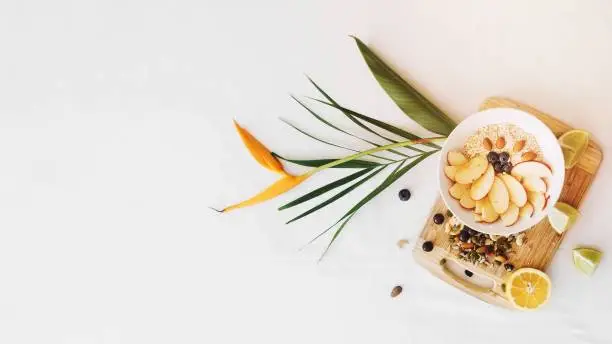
[[412, 97, 603, 308]]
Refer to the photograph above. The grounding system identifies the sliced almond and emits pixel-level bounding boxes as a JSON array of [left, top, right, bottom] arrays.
[[521, 151, 537, 162], [496, 136, 506, 149], [513, 140, 526, 153], [483, 137, 493, 150]]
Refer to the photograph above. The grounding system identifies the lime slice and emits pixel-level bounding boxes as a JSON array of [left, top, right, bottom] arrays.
[[548, 202, 580, 234], [573, 247, 602, 276], [558, 130, 589, 169]]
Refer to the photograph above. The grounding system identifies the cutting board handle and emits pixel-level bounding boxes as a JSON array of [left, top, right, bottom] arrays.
[[439, 259, 497, 295]]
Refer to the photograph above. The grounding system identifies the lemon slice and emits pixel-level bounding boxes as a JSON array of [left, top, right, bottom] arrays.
[[548, 202, 580, 234], [559, 130, 589, 169], [505, 268, 551, 310], [573, 248, 602, 276]]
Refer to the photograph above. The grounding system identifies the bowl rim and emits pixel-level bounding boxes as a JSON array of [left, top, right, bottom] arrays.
[[438, 108, 565, 235]]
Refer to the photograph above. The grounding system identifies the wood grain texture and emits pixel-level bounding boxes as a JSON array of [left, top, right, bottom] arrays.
[[413, 97, 603, 309]]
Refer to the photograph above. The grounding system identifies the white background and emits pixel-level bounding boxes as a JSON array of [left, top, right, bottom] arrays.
[[1, 1, 612, 343]]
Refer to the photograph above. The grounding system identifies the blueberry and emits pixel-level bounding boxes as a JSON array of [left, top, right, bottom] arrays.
[[398, 188, 411, 201], [487, 151, 499, 163], [422, 241, 434, 252], [433, 213, 445, 224], [504, 263, 514, 272], [464, 270, 474, 277], [502, 162, 513, 174], [499, 152, 510, 163], [494, 162, 503, 173], [459, 230, 470, 242]]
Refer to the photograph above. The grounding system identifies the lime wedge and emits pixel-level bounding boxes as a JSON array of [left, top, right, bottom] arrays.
[[558, 130, 589, 169], [548, 202, 580, 234], [573, 248, 602, 276]]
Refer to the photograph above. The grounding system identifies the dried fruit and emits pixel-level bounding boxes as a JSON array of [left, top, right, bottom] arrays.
[[391, 285, 403, 298], [487, 151, 500, 163], [496, 136, 506, 149], [513, 140, 526, 153], [521, 151, 537, 162], [422, 241, 434, 252], [433, 213, 445, 224], [398, 188, 411, 201], [499, 152, 510, 163], [483, 137, 493, 150]]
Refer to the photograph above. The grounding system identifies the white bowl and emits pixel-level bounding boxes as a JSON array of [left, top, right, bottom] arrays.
[[438, 108, 565, 235]]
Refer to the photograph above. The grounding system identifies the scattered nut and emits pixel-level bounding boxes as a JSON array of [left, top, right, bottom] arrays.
[[460, 242, 474, 250], [483, 137, 493, 150], [391, 285, 403, 298], [516, 233, 526, 246], [496, 136, 506, 149], [521, 151, 537, 162], [512, 140, 526, 153], [396, 239, 409, 248], [494, 255, 507, 263]]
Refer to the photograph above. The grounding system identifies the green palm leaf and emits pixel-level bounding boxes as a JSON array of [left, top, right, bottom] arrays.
[[278, 168, 373, 210], [285, 167, 386, 224], [315, 152, 434, 259], [279, 118, 395, 162], [273, 153, 382, 169], [352, 36, 456, 136], [305, 77, 424, 153], [291, 96, 412, 157], [312, 98, 441, 150]]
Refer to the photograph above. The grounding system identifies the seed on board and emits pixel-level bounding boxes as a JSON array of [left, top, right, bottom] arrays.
[[494, 255, 507, 263], [464, 270, 474, 277], [516, 233, 526, 246], [391, 285, 403, 298], [504, 263, 515, 272], [496, 136, 506, 149], [396, 239, 409, 248], [422, 241, 434, 252], [483, 137, 493, 150], [512, 140, 526, 153], [433, 213, 445, 225], [521, 151, 537, 162]]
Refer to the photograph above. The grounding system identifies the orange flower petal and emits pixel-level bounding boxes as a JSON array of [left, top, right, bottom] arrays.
[[234, 120, 286, 174], [221, 174, 309, 212]]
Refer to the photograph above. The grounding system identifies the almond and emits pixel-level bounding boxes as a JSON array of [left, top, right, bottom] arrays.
[[512, 140, 526, 153], [483, 138, 493, 150], [521, 151, 537, 162], [494, 255, 507, 263], [496, 136, 506, 149], [460, 242, 474, 250]]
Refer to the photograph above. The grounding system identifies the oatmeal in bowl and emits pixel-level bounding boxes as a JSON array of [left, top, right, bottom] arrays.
[[439, 108, 565, 235]]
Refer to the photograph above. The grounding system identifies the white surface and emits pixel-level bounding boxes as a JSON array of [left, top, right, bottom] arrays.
[[439, 108, 565, 235], [1, 1, 612, 343]]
